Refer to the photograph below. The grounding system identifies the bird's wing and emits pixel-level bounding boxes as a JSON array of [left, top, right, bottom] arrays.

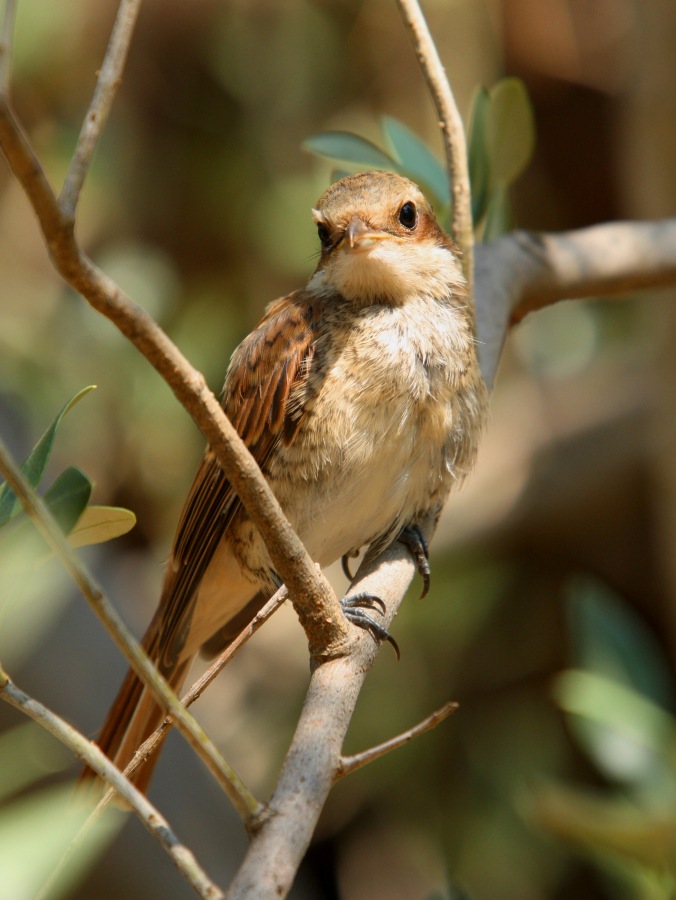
[[156, 290, 320, 666]]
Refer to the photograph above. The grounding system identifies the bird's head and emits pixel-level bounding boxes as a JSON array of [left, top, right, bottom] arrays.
[[308, 171, 464, 306]]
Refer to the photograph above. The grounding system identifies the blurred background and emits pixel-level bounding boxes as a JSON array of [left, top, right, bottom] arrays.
[[0, 0, 675, 897]]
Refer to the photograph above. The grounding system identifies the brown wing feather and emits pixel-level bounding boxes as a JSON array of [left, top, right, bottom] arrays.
[[83, 291, 322, 789], [154, 290, 320, 665]]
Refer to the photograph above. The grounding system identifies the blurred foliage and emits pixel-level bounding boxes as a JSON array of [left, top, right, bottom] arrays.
[[0, 385, 135, 546], [0, 1, 674, 899], [304, 77, 536, 239], [0, 723, 123, 900]]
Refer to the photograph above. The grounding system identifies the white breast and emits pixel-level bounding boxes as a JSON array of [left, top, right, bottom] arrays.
[[272, 296, 469, 567]]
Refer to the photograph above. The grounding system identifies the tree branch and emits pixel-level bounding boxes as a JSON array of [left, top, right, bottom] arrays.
[[0, 665, 224, 900], [60, 0, 143, 218], [0, 21, 347, 659], [395, 0, 474, 291], [33, 589, 289, 898], [0, 434, 262, 824], [100, 588, 288, 816], [474, 219, 676, 387], [337, 700, 458, 779], [228, 515, 433, 898]]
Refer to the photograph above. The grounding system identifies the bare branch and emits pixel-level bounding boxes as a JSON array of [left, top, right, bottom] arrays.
[[474, 219, 676, 387], [60, 0, 143, 218], [0, 434, 262, 824], [0, 101, 347, 659], [34, 591, 287, 897], [395, 0, 474, 291], [101, 588, 288, 814], [228, 515, 433, 898], [0, 666, 224, 900], [337, 701, 458, 779]]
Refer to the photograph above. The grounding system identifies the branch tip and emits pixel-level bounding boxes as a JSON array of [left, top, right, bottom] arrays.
[[337, 700, 459, 779]]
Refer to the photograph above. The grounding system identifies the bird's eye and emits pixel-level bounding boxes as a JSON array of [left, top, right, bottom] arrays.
[[317, 222, 332, 247], [398, 202, 417, 229]]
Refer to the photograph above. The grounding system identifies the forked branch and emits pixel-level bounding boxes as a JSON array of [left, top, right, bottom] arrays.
[[0, 666, 224, 900]]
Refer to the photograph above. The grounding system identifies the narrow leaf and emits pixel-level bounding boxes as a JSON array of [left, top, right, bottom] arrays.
[[486, 77, 535, 185], [43, 467, 92, 535], [481, 183, 511, 241], [68, 505, 136, 549], [303, 131, 399, 170], [467, 85, 492, 226], [0, 386, 96, 526], [381, 116, 449, 208]]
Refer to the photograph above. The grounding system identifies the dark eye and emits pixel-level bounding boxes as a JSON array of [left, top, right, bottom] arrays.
[[317, 222, 331, 247], [398, 202, 417, 229]]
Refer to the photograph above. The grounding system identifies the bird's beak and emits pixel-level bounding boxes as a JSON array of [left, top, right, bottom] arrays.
[[343, 216, 387, 251]]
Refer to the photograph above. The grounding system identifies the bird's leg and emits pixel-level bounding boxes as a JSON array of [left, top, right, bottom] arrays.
[[341, 548, 360, 581], [398, 524, 430, 599], [340, 594, 400, 659]]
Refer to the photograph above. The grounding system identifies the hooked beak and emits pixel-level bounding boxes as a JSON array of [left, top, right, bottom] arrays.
[[343, 216, 387, 251]]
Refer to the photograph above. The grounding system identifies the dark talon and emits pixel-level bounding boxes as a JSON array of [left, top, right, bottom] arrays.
[[340, 594, 400, 660], [399, 524, 430, 599], [341, 553, 354, 581], [342, 592, 387, 616]]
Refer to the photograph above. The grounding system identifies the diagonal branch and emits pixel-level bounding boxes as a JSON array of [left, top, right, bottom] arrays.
[[337, 700, 458, 779], [474, 219, 676, 387], [395, 0, 474, 291], [0, 665, 224, 900], [0, 433, 262, 824], [0, 88, 346, 661], [228, 513, 435, 898], [33, 590, 288, 898], [60, 0, 143, 218]]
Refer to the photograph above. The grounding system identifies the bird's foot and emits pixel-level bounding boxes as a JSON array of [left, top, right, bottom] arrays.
[[398, 524, 430, 599], [340, 593, 400, 660]]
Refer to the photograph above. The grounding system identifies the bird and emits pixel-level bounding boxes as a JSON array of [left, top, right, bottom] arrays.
[[87, 170, 488, 794]]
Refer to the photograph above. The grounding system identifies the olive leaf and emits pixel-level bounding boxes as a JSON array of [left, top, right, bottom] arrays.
[[0, 386, 96, 527]]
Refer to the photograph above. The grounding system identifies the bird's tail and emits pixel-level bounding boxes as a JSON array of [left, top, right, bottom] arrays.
[[78, 613, 192, 796]]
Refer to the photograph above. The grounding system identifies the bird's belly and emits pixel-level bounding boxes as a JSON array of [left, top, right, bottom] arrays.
[[277, 395, 449, 568]]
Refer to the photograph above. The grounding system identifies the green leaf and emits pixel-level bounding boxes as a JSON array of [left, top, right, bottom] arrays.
[[0, 386, 96, 526], [330, 168, 352, 185], [68, 505, 136, 548], [303, 131, 399, 171], [0, 782, 123, 900], [486, 77, 535, 185], [567, 576, 674, 708], [0, 723, 70, 805], [481, 183, 511, 241], [43, 467, 92, 535], [527, 780, 676, 871], [381, 115, 449, 208], [467, 85, 492, 226]]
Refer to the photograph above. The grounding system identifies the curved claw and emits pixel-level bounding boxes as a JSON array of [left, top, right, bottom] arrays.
[[399, 524, 430, 599], [341, 553, 353, 581], [341, 592, 387, 616], [340, 594, 400, 659]]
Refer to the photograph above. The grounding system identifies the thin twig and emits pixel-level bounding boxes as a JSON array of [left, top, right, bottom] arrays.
[[0, 0, 17, 95], [0, 434, 262, 824], [337, 701, 458, 779], [100, 588, 288, 814], [60, 0, 143, 219], [34, 590, 287, 898], [0, 665, 225, 900], [395, 0, 474, 293], [0, 96, 347, 658]]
